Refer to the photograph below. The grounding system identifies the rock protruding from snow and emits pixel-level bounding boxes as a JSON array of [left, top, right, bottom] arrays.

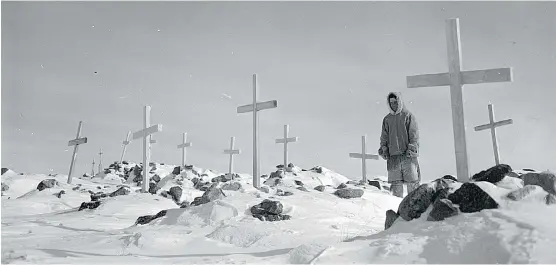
[[398, 183, 436, 221], [427, 198, 459, 221], [168, 186, 182, 202], [36, 179, 59, 191], [471, 164, 513, 184], [250, 199, 291, 222], [276, 189, 294, 196], [109, 186, 130, 197], [447, 183, 498, 213], [384, 209, 399, 230], [1, 168, 8, 175], [368, 180, 381, 190], [191, 184, 225, 206], [336, 183, 347, 189], [314, 185, 326, 192], [2, 183, 9, 192], [78, 201, 101, 211], [135, 210, 167, 225], [221, 182, 242, 191], [54, 190, 65, 198], [507, 185, 542, 201], [521, 171, 556, 195], [334, 188, 364, 199]]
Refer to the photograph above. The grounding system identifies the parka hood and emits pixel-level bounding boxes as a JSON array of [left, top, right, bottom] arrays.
[[387, 92, 404, 115]]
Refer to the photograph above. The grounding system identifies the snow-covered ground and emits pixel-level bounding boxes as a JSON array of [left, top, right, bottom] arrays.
[[2, 164, 556, 264]]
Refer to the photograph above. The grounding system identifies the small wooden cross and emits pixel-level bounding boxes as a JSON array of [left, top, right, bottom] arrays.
[[223, 136, 241, 176], [66, 121, 88, 184], [474, 103, 513, 165], [176, 133, 192, 167], [120, 131, 131, 164], [98, 148, 103, 174], [349, 135, 379, 183], [236, 74, 278, 188], [132, 106, 163, 192], [91, 159, 95, 176], [406, 18, 513, 182], [275, 124, 298, 168]]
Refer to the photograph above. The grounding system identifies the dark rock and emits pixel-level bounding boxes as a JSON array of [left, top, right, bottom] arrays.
[[103, 169, 111, 174], [382, 185, 390, 191], [191, 185, 225, 206], [276, 164, 285, 169], [261, 174, 268, 179], [334, 188, 364, 199], [122, 161, 129, 165], [1, 168, 8, 175], [507, 185, 541, 201], [78, 201, 101, 211], [270, 170, 285, 179], [191, 177, 200, 185], [311, 166, 323, 174], [149, 182, 159, 194], [346, 180, 359, 185], [259, 186, 271, 193], [54, 190, 65, 198], [336, 183, 347, 189], [251, 199, 283, 215], [172, 166, 182, 175], [90, 192, 108, 201], [398, 184, 435, 221], [212, 174, 232, 183], [252, 213, 291, 222], [184, 165, 194, 170], [427, 198, 459, 221], [447, 183, 499, 213], [442, 175, 458, 182], [72, 186, 80, 191], [151, 174, 161, 183], [2, 183, 9, 192], [179, 201, 190, 208], [368, 180, 381, 190], [97, 186, 102, 189], [109, 186, 130, 197], [522, 172, 556, 195], [385, 210, 399, 230], [546, 194, 556, 205], [294, 180, 304, 186], [471, 164, 513, 184], [37, 179, 59, 191], [287, 163, 295, 168], [221, 182, 242, 191], [168, 186, 183, 202], [522, 168, 536, 172], [276, 189, 294, 196], [296, 186, 309, 192], [314, 185, 326, 192], [135, 210, 167, 225]]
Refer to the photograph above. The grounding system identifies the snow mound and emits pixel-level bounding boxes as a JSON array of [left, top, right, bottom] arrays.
[[288, 242, 330, 264], [154, 200, 240, 227], [206, 222, 281, 247]]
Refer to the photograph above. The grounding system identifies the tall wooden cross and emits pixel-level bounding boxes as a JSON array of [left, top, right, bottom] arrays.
[[91, 159, 95, 176], [349, 135, 379, 183], [237, 74, 278, 188], [66, 121, 88, 184], [275, 124, 298, 168], [223, 136, 241, 176], [406, 18, 513, 182], [98, 148, 103, 173], [120, 131, 131, 164], [474, 103, 513, 165], [177, 133, 192, 167], [132, 106, 162, 192]]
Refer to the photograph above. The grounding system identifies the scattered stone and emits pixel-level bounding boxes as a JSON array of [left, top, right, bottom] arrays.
[[427, 198, 459, 221], [221, 182, 242, 191], [442, 175, 458, 182], [336, 183, 347, 189], [191, 177, 200, 185], [270, 170, 285, 179], [54, 190, 65, 198], [368, 180, 381, 190], [135, 210, 167, 225], [287, 163, 295, 168], [122, 161, 129, 165], [311, 166, 323, 174], [448, 182, 499, 213], [72, 186, 80, 191], [160, 190, 170, 199], [168, 186, 183, 202], [184, 165, 194, 170], [97, 186, 102, 189], [250, 199, 291, 222], [78, 201, 101, 211], [507, 185, 541, 201], [294, 180, 304, 186], [90, 192, 108, 201], [179, 201, 190, 208], [276, 189, 294, 196], [149, 182, 159, 194], [471, 164, 513, 184], [261, 174, 268, 179], [334, 188, 364, 199], [212, 174, 233, 183], [191, 184, 225, 206], [546, 194, 556, 205], [1, 168, 8, 175], [151, 174, 161, 183], [296, 186, 309, 192], [522, 171, 556, 195], [259, 186, 271, 193], [109, 186, 130, 197], [253, 214, 291, 222], [37, 179, 59, 191], [385, 209, 399, 230], [2, 183, 9, 192], [314, 185, 326, 192], [398, 184, 436, 221], [346, 180, 359, 185], [276, 164, 285, 169]]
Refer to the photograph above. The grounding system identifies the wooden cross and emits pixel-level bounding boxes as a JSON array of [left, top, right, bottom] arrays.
[[237, 74, 278, 188], [132, 106, 162, 192], [98, 148, 103, 174], [349, 135, 379, 183], [406, 18, 513, 182], [91, 159, 95, 176], [119, 131, 132, 164], [223, 136, 241, 176], [474, 103, 513, 165], [275, 124, 298, 168], [176, 133, 192, 167], [66, 121, 88, 184]]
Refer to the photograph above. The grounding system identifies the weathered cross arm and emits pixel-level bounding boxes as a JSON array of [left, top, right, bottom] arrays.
[[68, 137, 87, 146], [474, 119, 513, 131], [132, 124, 162, 140], [349, 153, 379, 160], [407, 68, 513, 88], [177, 142, 193, 148], [237, 100, 278, 113], [224, 149, 241, 155], [275, 137, 299, 144]]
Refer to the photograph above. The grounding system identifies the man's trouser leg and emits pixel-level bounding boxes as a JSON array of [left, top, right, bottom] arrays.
[[401, 156, 421, 195], [390, 180, 404, 198], [406, 182, 420, 194]]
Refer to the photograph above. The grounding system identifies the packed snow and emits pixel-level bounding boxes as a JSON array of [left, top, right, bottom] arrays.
[[2, 163, 556, 264]]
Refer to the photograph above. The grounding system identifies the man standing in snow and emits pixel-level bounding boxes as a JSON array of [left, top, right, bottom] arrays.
[[378, 92, 421, 198]]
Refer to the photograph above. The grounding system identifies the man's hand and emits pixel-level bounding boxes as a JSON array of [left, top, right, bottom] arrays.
[[378, 146, 389, 160]]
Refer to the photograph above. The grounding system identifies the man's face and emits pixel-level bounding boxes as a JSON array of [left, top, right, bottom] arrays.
[[389, 97, 398, 112]]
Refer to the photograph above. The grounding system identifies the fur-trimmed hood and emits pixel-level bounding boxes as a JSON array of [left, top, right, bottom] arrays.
[[387, 92, 404, 115]]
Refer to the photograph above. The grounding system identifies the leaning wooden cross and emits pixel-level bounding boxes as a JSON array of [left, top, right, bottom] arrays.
[[67, 121, 88, 184], [237, 74, 278, 188], [223, 136, 241, 176], [275, 124, 298, 168], [177, 133, 193, 167], [474, 103, 513, 165], [120, 131, 132, 163], [406, 18, 513, 182], [349, 135, 379, 183], [132, 106, 162, 192]]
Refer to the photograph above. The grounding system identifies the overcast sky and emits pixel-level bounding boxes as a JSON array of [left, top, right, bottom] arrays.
[[2, 1, 555, 181]]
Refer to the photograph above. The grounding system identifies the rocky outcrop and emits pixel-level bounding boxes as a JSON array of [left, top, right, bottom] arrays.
[[334, 188, 364, 199], [37, 179, 59, 191], [250, 199, 291, 222]]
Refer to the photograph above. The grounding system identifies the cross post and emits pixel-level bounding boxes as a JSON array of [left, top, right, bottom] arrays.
[[236, 74, 278, 188], [275, 124, 298, 168], [67, 121, 88, 184], [349, 135, 379, 183], [132, 106, 162, 192], [177, 132, 192, 167], [223, 136, 241, 176], [474, 103, 513, 165], [406, 18, 513, 182], [91, 159, 95, 176]]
